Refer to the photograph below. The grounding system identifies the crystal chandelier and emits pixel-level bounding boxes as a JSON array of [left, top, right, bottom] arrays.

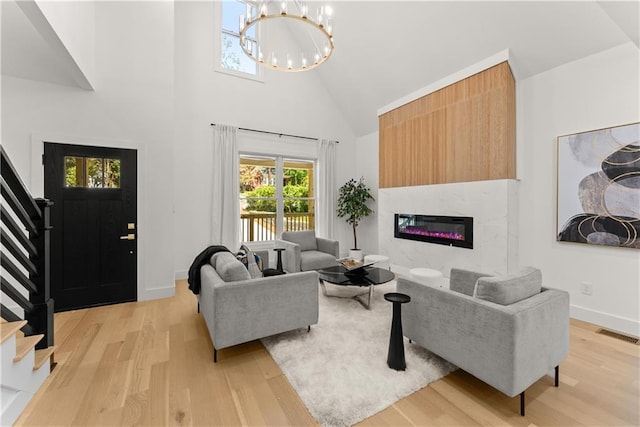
[[239, 1, 334, 72]]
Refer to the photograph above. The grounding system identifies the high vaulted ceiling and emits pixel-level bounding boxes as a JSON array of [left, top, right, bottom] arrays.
[[2, 1, 638, 137], [315, 1, 639, 136]]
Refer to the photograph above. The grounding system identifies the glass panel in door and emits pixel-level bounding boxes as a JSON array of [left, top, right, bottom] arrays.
[[283, 159, 315, 232], [239, 156, 277, 241]]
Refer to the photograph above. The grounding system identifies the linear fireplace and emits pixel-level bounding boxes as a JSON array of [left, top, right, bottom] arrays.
[[394, 214, 474, 249]]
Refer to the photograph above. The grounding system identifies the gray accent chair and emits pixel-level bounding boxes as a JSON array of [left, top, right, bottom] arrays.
[[199, 251, 319, 362], [397, 267, 570, 415], [278, 230, 339, 272]]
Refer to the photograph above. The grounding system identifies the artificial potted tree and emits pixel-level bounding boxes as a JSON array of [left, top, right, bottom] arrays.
[[337, 177, 375, 260]]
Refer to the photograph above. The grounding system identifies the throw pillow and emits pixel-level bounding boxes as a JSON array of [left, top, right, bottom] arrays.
[[214, 252, 251, 282], [449, 268, 492, 296], [237, 244, 263, 279], [474, 266, 542, 305], [210, 251, 227, 268]]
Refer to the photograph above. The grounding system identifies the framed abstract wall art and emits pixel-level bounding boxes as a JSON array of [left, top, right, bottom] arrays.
[[557, 122, 639, 249]]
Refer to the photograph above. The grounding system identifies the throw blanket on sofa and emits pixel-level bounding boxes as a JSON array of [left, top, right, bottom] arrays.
[[187, 245, 230, 295]]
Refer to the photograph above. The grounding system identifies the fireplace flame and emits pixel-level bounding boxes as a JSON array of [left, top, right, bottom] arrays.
[[400, 227, 464, 241]]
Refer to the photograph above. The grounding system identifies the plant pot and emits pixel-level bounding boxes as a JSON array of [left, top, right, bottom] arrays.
[[349, 249, 363, 261]]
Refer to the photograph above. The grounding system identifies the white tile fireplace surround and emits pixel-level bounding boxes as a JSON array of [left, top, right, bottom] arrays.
[[378, 179, 519, 278]]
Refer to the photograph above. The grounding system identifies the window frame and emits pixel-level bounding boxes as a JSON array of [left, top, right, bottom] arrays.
[[64, 155, 122, 189], [214, 0, 265, 82], [239, 154, 317, 241]]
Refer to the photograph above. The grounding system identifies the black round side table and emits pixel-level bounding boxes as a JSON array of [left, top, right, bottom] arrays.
[[273, 248, 286, 272], [384, 292, 411, 371]]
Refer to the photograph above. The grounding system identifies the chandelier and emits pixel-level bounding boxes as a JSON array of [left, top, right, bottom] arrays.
[[239, 1, 334, 72]]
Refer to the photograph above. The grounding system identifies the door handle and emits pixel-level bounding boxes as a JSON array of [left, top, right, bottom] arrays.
[[120, 234, 135, 240]]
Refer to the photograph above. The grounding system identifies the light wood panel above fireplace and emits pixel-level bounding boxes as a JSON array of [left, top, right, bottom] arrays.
[[379, 61, 515, 188]]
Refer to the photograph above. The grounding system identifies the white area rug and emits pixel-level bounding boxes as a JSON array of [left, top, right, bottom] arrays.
[[261, 280, 457, 426]]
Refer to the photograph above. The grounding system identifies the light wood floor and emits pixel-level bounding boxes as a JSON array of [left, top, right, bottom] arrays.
[[15, 280, 640, 426]]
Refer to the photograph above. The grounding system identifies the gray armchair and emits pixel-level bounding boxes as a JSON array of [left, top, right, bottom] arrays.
[[397, 267, 570, 415], [278, 230, 339, 272]]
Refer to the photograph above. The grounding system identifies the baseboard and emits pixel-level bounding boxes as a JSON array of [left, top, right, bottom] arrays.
[[139, 286, 175, 301], [571, 304, 640, 338], [174, 270, 188, 280]]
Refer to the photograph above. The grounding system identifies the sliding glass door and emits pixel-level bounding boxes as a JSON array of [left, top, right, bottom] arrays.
[[239, 155, 315, 242]]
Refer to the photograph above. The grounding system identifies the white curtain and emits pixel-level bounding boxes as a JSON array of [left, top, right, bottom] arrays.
[[316, 139, 336, 239], [211, 124, 240, 250]]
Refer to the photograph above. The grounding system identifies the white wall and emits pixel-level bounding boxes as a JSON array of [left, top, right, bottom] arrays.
[[1, 1, 3, 144], [172, 1, 357, 275], [1, 1, 175, 300], [352, 131, 379, 255], [517, 42, 640, 336], [35, 0, 95, 85]]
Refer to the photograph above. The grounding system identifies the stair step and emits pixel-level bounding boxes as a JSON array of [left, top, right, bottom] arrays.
[[14, 335, 44, 363], [0, 320, 27, 344], [33, 346, 56, 371]]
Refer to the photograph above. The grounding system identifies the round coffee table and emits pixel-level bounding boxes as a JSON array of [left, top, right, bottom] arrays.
[[317, 265, 395, 309]]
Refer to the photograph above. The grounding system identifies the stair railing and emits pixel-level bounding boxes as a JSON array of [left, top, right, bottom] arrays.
[[1, 145, 54, 349]]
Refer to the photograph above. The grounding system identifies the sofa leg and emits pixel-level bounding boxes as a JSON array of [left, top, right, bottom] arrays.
[[555, 365, 559, 387], [520, 391, 525, 416], [307, 325, 311, 333], [197, 302, 200, 313], [214, 348, 217, 363]]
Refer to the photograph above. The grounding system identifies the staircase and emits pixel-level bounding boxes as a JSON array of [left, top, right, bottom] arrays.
[[1, 320, 55, 425], [1, 145, 55, 425]]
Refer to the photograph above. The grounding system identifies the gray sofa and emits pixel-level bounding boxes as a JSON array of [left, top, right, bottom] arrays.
[[397, 267, 570, 415], [199, 251, 319, 362], [278, 230, 339, 272]]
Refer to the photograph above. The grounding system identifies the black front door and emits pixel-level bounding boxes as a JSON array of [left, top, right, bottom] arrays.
[[44, 143, 137, 311]]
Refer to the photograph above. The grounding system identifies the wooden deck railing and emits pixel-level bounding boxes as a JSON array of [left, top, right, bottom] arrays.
[[1, 145, 54, 349], [240, 212, 315, 241]]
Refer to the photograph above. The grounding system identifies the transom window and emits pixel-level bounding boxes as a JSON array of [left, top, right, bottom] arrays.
[[239, 155, 315, 241], [217, 0, 263, 80], [64, 156, 121, 188]]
